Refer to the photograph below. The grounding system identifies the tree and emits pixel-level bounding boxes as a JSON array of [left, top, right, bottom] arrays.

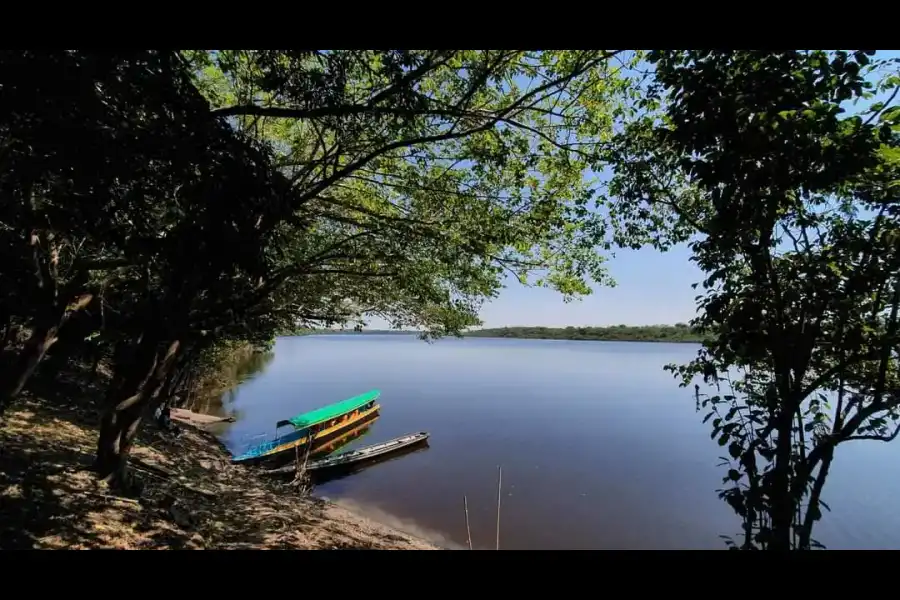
[[0, 51, 291, 479], [0, 51, 216, 416], [1, 50, 639, 487], [184, 51, 639, 333], [606, 50, 900, 549]]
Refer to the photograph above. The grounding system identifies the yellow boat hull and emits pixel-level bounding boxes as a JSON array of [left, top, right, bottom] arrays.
[[235, 403, 381, 464]]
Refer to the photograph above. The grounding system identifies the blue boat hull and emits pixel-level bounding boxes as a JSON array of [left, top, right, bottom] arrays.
[[232, 406, 380, 467]]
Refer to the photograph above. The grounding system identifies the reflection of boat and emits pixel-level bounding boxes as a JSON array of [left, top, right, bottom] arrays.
[[309, 417, 378, 458], [261, 432, 430, 480], [231, 390, 381, 466]]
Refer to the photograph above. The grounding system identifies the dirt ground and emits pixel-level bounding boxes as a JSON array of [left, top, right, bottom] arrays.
[[0, 370, 439, 550]]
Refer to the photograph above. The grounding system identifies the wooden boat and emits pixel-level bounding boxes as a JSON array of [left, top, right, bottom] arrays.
[[308, 432, 429, 471], [311, 442, 429, 484], [169, 408, 236, 426], [231, 390, 381, 466], [262, 431, 429, 477]]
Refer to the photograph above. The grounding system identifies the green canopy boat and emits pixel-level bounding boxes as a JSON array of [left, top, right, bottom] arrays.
[[232, 389, 381, 465], [276, 389, 381, 430]]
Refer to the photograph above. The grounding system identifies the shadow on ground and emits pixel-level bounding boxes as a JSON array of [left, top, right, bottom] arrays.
[[0, 362, 434, 549]]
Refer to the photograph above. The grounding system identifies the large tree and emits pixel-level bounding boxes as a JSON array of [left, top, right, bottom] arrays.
[[184, 50, 637, 332], [0, 51, 291, 479], [0, 51, 220, 416], [606, 50, 900, 549], [2, 50, 639, 486]]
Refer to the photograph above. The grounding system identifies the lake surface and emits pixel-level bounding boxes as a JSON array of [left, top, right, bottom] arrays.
[[213, 335, 900, 549]]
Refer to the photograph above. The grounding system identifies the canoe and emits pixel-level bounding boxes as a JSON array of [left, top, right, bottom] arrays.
[[231, 390, 381, 465], [310, 441, 429, 484], [169, 408, 236, 426], [308, 431, 429, 471], [261, 431, 429, 478]]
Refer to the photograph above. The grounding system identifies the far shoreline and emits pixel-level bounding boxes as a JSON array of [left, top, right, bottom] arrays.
[[288, 325, 708, 345], [299, 333, 704, 344]]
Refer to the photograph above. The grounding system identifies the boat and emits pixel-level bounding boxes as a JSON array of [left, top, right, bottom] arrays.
[[308, 432, 429, 472], [309, 433, 430, 483], [231, 390, 381, 466], [262, 431, 430, 478], [169, 408, 236, 426]]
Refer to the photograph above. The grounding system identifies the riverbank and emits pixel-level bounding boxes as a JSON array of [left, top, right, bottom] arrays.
[[0, 384, 439, 550]]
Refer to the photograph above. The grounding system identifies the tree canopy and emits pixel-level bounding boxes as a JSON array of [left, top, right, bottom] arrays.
[[606, 50, 900, 549], [181, 50, 639, 333], [0, 49, 636, 486]]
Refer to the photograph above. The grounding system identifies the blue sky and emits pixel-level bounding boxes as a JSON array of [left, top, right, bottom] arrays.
[[476, 244, 701, 327], [367, 50, 900, 330]]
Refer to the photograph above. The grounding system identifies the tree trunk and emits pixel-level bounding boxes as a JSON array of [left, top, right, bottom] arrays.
[[798, 446, 834, 549], [1, 323, 17, 351], [165, 366, 192, 410], [0, 313, 12, 351], [0, 293, 93, 417], [151, 364, 183, 430], [149, 345, 194, 420], [769, 407, 796, 550], [43, 337, 75, 375], [89, 352, 101, 381], [165, 348, 193, 400], [94, 336, 158, 485], [0, 325, 59, 417], [185, 367, 198, 411], [94, 337, 181, 487]]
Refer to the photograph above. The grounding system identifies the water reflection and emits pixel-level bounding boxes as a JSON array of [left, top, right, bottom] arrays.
[[189, 349, 275, 434], [309, 416, 379, 459], [209, 336, 900, 549]]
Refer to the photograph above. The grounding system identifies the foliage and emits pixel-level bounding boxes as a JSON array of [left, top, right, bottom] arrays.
[[190, 340, 274, 401], [0, 50, 635, 485], [183, 50, 642, 337], [606, 50, 900, 549]]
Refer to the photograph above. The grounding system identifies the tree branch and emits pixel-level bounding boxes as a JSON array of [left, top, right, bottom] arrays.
[[845, 422, 900, 442]]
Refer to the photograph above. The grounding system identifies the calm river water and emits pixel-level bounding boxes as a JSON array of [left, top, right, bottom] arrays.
[[212, 335, 900, 549]]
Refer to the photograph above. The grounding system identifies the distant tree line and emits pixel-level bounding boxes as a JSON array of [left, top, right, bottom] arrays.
[[464, 324, 706, 342]]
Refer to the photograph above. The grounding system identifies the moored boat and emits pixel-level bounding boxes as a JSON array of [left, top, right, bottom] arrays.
[[231, 390, 381, 466], [308, 431, 429, 472], [310, 441, 429, 484], [261, 431, 430, 478]]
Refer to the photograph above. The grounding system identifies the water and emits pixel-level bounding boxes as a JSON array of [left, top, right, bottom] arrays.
[[214, 335, 900, 549]]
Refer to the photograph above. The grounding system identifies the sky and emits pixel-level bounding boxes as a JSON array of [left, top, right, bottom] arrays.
[[475, 244, 702, 328], [366, 50, 900, 330], [363, 243, 703, 330]]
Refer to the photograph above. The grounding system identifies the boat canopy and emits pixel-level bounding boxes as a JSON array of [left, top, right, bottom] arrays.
[[277, 389, 380, 430]]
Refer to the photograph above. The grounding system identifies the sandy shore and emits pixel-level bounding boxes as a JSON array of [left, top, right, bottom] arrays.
[[0, 381, 440, 550]]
